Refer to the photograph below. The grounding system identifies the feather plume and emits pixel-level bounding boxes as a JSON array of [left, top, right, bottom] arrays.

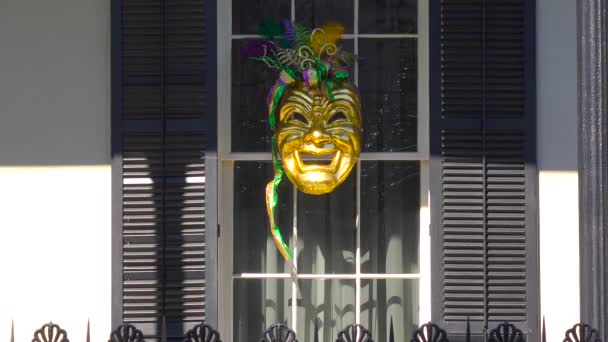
[[241, 39, 277, 58], [338, 49, 355, 66], [282, 19, 296, 47], [322, 22, 344, 45], [294, 23, 311, 46], [257, 20, 284, 40], [310, 22, 344, 52]]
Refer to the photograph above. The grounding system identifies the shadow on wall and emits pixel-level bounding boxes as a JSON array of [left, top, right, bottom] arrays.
[[0, 0, 110, 167]]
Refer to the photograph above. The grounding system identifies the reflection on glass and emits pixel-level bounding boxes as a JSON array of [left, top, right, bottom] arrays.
[[234, 162, 293, 273], [359, 39, 417, 152], [361, 162, 420, 273], [234, 279, 292, 342], [296, 0, 354, 33], [360, 279, 419, 342], [359, 0, 418, 34], [296, 173, 356, 273], [296, 279, 355, 342], [232, 0, 291, 34], [232, 40, 275, 152]]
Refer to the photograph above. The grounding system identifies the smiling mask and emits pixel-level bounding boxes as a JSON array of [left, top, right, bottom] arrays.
[[245, 20, 360, 260], [277, 82, 361, 194]]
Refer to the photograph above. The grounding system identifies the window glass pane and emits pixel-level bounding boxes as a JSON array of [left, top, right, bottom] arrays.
[[232, 39, 274, 152], [359, 38, 417, 152], [359, 0, 417, 34], [233, 279, 292, 342], [234, 162, 293, 273], [361, 162, 419, 273], [296, 173, 356, 274], [360, 279, 419, 342], [295, 0, 354, 33], [232, 0, 291, 35], [296, 279, 355, 342]]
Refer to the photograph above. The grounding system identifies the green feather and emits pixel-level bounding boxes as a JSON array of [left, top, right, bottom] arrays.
[[294, 23, 311, 46], [257, 20, 285, 40], [339, 50, 356, 66]]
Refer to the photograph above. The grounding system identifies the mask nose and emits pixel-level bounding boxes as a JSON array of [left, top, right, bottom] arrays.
[[304, 128, 332, 147]]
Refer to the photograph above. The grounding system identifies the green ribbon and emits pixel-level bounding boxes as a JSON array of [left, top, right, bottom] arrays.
[[267, 82, 292, 260], [270, 135, 292, 259]]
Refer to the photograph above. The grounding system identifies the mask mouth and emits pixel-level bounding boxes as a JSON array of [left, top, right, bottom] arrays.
[[296, 151, 340, 169]]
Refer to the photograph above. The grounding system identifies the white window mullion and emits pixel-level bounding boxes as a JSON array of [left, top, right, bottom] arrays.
[[290, 1, 297, 331], [356, 33, 418, 38], [418, 0, 430, 157], [419, 161, 431, 324], [222, 152, 429, 161], [418, 0, 431, 326], [354, 0, 359, 87], [355, 161, 362, 326], [233, 273, 421, 280], [291, 183, 298, 332], [353, 0, 361, 327]]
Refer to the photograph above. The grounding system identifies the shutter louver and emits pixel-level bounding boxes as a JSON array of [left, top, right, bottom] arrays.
[[116, 0, 211, 340], [430, 0, 538, 338]]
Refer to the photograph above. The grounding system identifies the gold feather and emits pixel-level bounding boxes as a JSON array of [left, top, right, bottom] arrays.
[[310, 22, 345, 52]]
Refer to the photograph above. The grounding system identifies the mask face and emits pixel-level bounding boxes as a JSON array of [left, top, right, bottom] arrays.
[[276, 81, 362, 195]]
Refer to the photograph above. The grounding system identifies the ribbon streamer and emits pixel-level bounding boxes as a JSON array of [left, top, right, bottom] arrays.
[[265, 135, 292, 260]]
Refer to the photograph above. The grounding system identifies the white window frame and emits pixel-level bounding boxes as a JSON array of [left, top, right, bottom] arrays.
[[216, 1, 430, 341]]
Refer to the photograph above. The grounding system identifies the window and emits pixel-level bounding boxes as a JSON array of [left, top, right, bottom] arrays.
[[217, 1, 429, 341]]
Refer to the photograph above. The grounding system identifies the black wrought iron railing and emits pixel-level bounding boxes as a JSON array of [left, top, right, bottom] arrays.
[[7, 318, 603, 342]]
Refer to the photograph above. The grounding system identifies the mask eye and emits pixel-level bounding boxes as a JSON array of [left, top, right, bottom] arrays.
[[288, 112, 308, 125], [327, 111, 347, 125]]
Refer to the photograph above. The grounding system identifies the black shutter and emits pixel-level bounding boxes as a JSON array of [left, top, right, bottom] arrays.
[[430, 0, 539, 340], [112, 0, 217, 340]]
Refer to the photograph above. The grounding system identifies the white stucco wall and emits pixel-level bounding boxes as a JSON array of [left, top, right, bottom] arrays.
[[0, 1, 111, 341], [537, 0, 580, 340]]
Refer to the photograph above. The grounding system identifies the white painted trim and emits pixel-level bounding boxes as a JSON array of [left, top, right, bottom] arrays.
[[291, 183, 298, 333], [417, 0, 430, 324], [355, 161, 362, 325], [354, 0, 361, 326], [233, 273, 421, 279], [218, 160, 234, 342], [356, 33, 418, 38], [217, 0, 232, 159], [354, 0, 360, 87], [216, 1, 232, 337], [418, 0, 430, 156], [419, 160, 431, 324]]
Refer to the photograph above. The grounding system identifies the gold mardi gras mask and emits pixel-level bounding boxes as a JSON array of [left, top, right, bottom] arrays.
[[277, 81, 361, 195], [246, 21, 361, 260]]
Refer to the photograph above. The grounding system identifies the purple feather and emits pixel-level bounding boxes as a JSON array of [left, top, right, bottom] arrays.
[[241, 40, 277, 58], [282, 19, 296, 47]]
